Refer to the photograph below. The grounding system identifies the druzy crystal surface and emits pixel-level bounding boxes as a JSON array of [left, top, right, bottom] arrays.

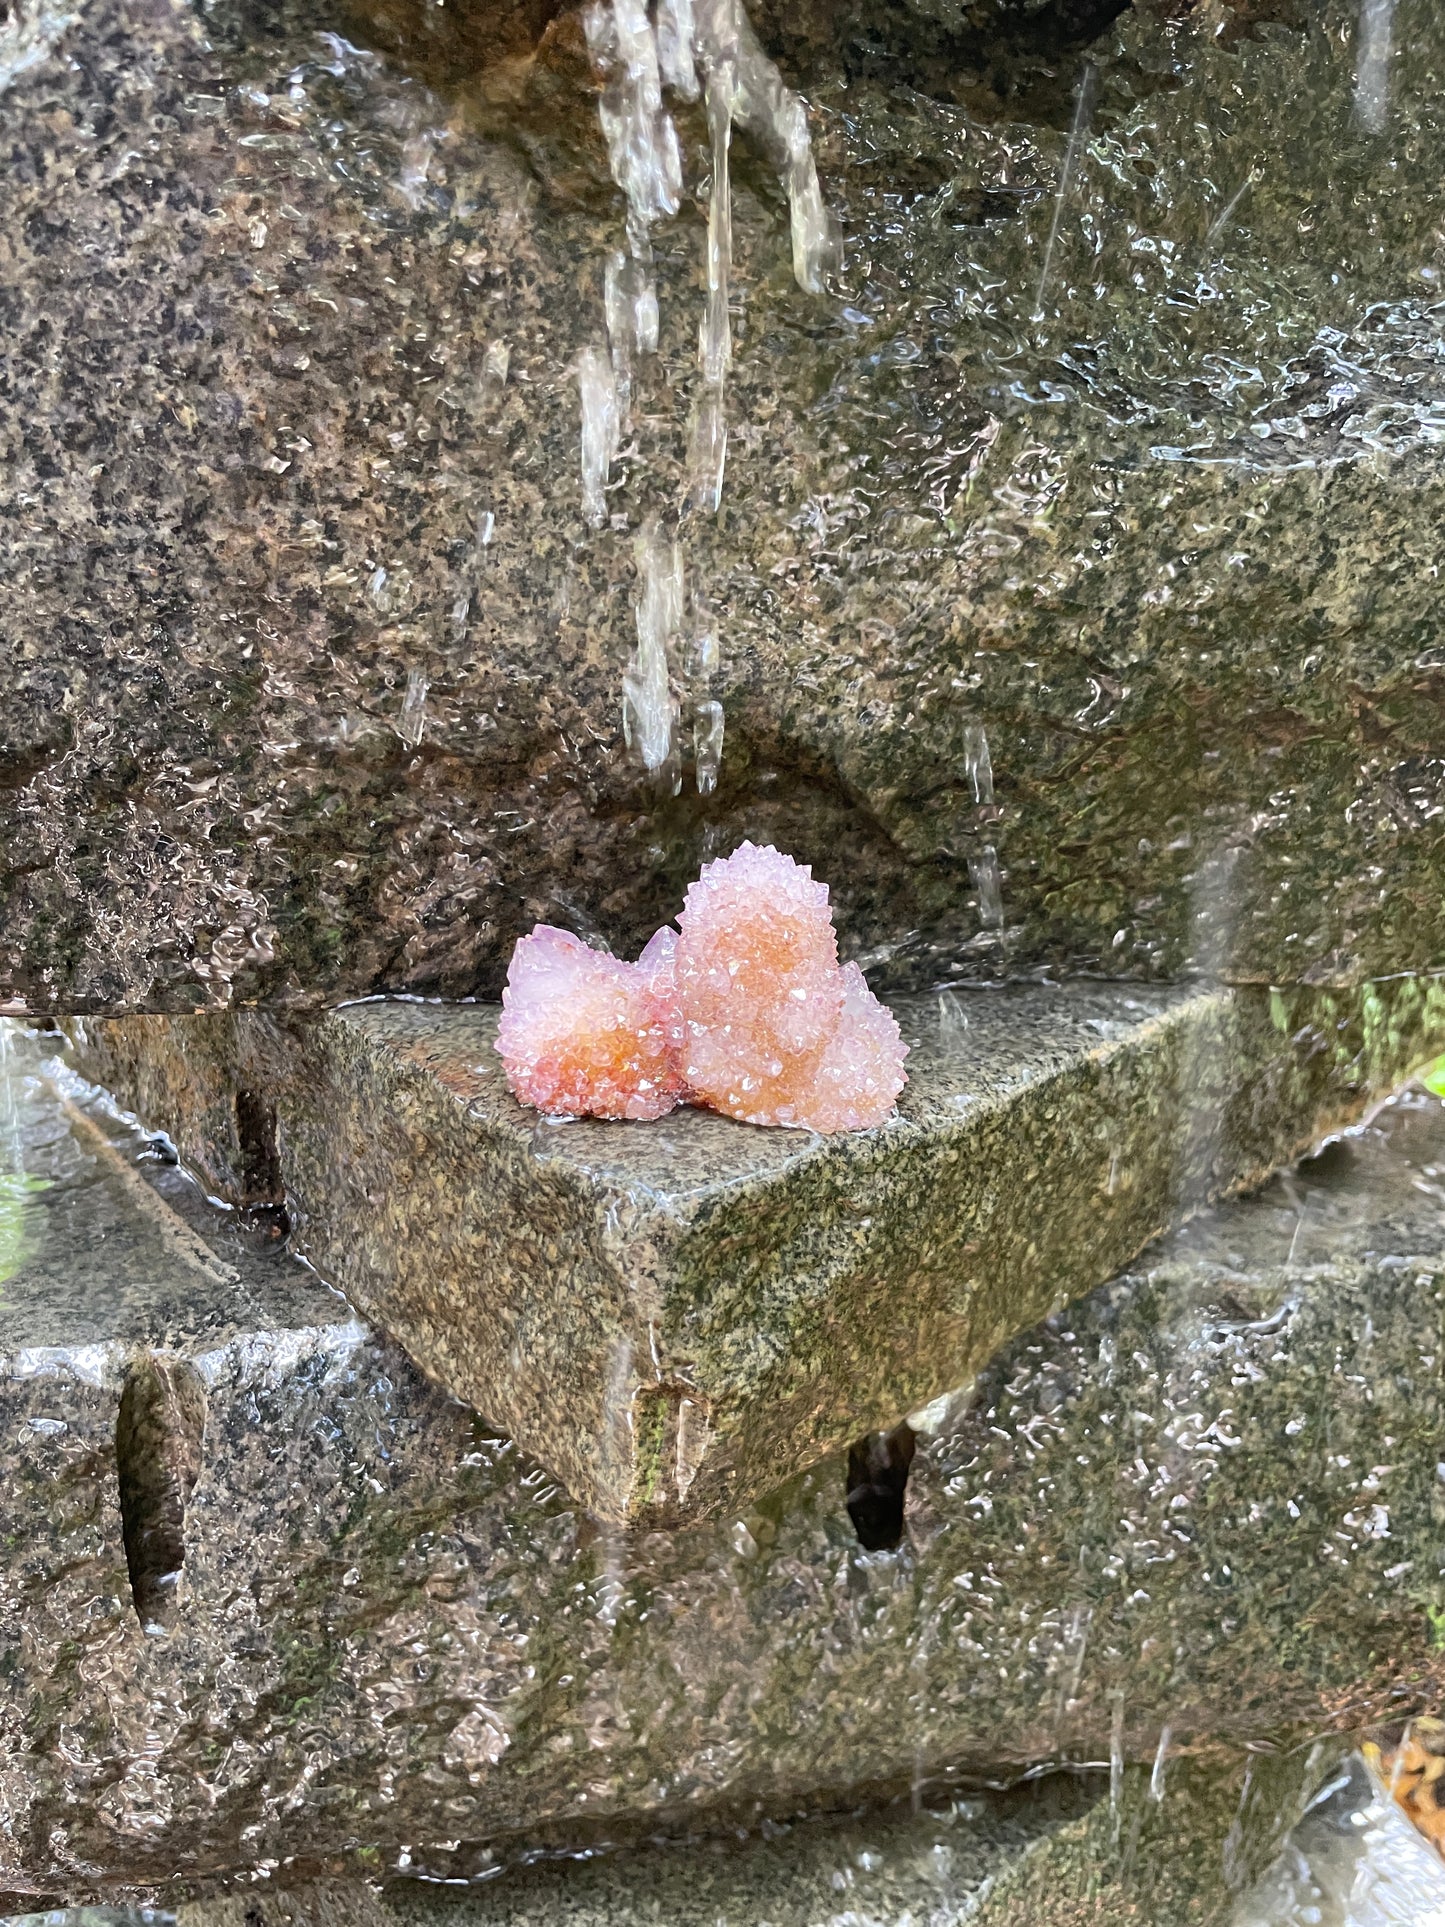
[[496, 844, 908, 1132], [675, 840, 845, 1126], [496, 925, 687, 1121]]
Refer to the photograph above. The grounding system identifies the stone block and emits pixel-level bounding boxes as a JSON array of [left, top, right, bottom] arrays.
[[4, 0, 1445, 1011], [193, 1778, 1104, 1926], [4, 1027, 1445, 1898], [65, 973, 1445, 1522]]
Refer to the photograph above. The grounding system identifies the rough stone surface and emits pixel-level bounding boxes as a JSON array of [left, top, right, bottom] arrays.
[[6, 1025, 1445, 1899], [9, 1755, 1436, 1925], [154, 1776, 1102, 1923], [4, 0, 1445, 1012], [12, 1753, 1436, 1925], [65, 972, 1445, 1522]]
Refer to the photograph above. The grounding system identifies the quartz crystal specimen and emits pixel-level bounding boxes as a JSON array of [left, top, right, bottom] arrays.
[[495, 925, 687, 1121], [674, 840, 845, 1125], [496, 844, 907, 1131]]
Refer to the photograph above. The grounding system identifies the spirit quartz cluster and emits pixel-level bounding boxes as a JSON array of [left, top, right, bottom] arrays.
[[496, 843, 908, 1132]]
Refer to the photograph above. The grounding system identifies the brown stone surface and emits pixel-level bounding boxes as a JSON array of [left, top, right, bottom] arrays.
[[3, 0, 1445, 1012], [4, 1026, 1445, 1900], [65, 971, 1445, 1522]]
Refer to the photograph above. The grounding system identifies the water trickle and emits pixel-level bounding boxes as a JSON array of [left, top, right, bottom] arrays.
[[583, 0, 683, 251], [1108, 1693, 1126, 1839], [685, 53, 734, 514], [1149, 1724, 1171, 1803], [1355, 0, 1395, 135], [580, 0, 835, 795], [963, 723, 994, 811], [686, 385, 728, 514], [604, 251, 635, 419], [578, 344, 621, 530], [654, 0, 698, 100], [1033, 61, 1098, 322], [698, 69, 732, 389], [598, 1336, 634, 1629], [970, 846, 1004, 932], [691, 0, 837, 296], [396, 667, 429, 749], [693, 698, 725, 796], [1205, 166, 1262, 249], [622, 518, 684, 789]]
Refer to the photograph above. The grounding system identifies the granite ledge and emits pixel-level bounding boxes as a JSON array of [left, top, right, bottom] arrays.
[[64, 972, 1445, 1524]]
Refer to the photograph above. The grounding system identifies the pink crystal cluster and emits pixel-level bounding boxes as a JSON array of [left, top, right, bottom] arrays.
[[496, 843, 908, 1133]]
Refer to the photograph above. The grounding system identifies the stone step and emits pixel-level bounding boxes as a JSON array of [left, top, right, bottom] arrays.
[[12, 1754, 1445, 1925], [5, 1024, 1445, 1897], [65, 974, 1445, 1523], [167, 1775, 1103, 1927]]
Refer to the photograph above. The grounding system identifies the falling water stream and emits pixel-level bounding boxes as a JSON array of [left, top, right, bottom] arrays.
[[579, 0, 836, 797]]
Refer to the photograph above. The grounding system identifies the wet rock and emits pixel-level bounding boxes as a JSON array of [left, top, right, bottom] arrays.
[[64, 971, 1445, 1522], [5, 1027, 1445, 1898], [3, 0, 1445, 1011]]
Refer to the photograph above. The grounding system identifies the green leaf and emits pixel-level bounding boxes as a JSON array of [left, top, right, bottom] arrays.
[[1423, 1056, 1445, 1100]]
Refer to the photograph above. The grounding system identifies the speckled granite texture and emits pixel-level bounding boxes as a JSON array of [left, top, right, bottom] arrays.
[[6, 1032, 1445, 1900], [174, 1776, 1105, 1925], [65, 972, 1445, 1521], [3, 0, 1445, 1011]]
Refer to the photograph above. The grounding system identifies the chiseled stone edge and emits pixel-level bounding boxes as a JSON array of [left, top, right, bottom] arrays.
[[64, 973, 1445, 1524]]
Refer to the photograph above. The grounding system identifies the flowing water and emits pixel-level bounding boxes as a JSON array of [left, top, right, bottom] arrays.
[[6, 0, 1445, 1908], [576, 0, 836, 795]]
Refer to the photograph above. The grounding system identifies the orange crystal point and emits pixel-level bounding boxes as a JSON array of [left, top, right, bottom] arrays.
[[495, 925, 687, 1121], [675, 840, 847, 1127]]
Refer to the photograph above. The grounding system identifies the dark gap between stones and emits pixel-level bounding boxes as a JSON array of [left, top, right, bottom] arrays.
[[846, 1422, 916, 1551], [235, 1085, 289, 1235], [115, 1355, 208, 1634]]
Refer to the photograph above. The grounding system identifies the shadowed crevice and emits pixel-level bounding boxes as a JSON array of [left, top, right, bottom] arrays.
[[236, 1085, 289, 1236], [846, 1421, 916, 1551], [116, 1355, 208, 1634]]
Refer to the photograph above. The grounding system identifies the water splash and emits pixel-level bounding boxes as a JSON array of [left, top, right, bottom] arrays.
[[1355, 0, 1395, 135], [1236, 1752, 1445, 1924], [398, 129, 434, 208], [0, 0, 81, 94]]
